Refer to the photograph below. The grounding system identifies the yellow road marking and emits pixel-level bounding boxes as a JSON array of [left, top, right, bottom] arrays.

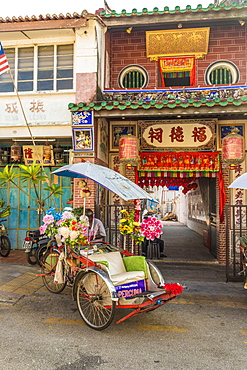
[[139, 324, 188, 332], [172, 294, 247, 309], [44, 317, 85, 326], [240, 330, 247, 335], [0, 273, 44, 296]]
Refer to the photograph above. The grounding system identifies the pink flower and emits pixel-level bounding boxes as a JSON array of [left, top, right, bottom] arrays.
[[140, 216, 163, 240], [42, 214, 54, 225], [61, 211, 75, 221], [39, 224, 47, 235]]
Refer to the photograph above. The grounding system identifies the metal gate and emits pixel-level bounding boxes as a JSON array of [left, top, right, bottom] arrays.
[[96, 204, 142, 254], [0, 166, 71, 249], [225, 204, 247, 281]]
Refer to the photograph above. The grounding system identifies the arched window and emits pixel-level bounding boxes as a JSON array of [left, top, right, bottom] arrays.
[[205, 61, 239, 85], [118, 65, 148, 89]]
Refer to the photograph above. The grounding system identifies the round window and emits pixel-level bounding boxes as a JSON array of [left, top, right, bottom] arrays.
[[205, 61, 239, 85], [118, 65, 148, 89]]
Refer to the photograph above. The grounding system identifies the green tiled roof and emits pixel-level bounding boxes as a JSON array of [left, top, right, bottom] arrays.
[[68, 87, 247, 112], [100, 2, 247, 17]]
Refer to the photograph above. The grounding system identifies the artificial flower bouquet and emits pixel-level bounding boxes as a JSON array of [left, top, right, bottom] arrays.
[[40, 208, 89, 247], [119, 209, 144, 244], [140, 216, 163, 240]]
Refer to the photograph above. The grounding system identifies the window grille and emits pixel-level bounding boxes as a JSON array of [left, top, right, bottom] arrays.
[[209, 67, 232, 85], [118, 65, 148, 89], [122, 70, 144, 88], [205, 61, 239, 85]]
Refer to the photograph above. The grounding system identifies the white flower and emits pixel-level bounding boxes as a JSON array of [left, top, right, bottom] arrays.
[[63, 207, 73, 212], [80, 215, 89, 226], [70, 230, 80, 241], [57, 226, 70, 240], [61, 211, 75, 221]]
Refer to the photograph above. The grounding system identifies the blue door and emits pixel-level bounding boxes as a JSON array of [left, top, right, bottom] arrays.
[[0, 166, 71, 249]]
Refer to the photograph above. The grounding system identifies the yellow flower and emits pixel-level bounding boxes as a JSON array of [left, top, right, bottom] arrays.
[[120, 218, 128, 223]]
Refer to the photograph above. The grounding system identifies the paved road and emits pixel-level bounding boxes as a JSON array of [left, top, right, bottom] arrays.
[[0, 259, 246, 370]]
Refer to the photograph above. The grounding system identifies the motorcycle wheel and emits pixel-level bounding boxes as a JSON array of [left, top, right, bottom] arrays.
[[0, 235, 11, 257], [26, 247, 38, 265], [244, 270, 247, 289]]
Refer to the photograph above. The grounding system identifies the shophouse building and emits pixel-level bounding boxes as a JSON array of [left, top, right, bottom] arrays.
[[69, 2, 247, 268], [0, 10, 105, 247]]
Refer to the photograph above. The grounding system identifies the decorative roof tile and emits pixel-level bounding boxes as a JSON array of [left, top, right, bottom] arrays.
[[0, 12, 86, 23], [100, 2, 247, 17], [69, 86, 247, 112]]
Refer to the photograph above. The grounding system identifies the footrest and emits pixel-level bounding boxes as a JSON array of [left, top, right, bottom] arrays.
[[131, 290, 167, 299]]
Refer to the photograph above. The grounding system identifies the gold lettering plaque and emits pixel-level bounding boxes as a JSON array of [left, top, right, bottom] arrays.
[[146, 28, 210, 60]]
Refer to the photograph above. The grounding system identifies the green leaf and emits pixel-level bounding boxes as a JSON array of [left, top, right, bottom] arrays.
[[19, 163, 45, 184], [0, 165, 19, 184], [43, 184, 64, 197]]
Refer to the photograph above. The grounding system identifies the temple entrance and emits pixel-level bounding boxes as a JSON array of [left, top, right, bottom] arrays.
[[137, 174, 217, 261]]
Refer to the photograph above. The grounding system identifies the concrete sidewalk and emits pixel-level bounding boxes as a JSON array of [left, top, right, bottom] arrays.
[[0, 249, 28, 264], [0, 224, 246, 304]]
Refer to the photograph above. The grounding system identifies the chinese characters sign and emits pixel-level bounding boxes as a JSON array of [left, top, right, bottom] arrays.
[[140, 120, 215, 150], [109, 153, 123, 206], [2, 95, 71, 125], [139, 152, 219, 172], [23, 145, 54, 166], [146, 28, 210, 61]]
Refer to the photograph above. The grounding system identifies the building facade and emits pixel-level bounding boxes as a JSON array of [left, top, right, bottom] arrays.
[[69, 2, 247, 264]]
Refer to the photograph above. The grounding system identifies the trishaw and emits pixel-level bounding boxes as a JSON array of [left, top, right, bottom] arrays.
[[38, 162, 184, 330], [40, 240, 183, 330]]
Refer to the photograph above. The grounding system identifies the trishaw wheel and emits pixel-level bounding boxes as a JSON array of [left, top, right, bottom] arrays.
[[76, 271, 116, 330], [41, 250, 67, 294]]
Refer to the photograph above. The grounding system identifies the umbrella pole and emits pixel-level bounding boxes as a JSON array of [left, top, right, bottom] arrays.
[[83, 198, 86, 215], [123, 236, 126, 250]]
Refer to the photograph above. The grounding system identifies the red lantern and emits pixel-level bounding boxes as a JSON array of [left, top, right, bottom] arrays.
[[119, 135, 139, 166], [222, 127, 245, 167]]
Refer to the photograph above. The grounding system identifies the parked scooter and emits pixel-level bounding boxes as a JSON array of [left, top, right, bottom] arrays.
[[239, 236, 247, 289], [22, 230, 50, 265]]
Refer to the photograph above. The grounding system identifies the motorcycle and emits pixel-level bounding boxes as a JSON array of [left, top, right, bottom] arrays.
[[0, 219, 11, 257], [239, 236, 247, 289], [22, 230, 50, 265]]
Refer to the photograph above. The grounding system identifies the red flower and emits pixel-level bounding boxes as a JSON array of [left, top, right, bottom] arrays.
[[163, 283, 184, 295]]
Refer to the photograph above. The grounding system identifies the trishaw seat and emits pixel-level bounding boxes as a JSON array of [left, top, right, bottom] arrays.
[[88, 251, 145, 286]]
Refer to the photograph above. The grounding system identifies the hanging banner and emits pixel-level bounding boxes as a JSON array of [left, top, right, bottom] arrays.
[[139, 152, 219, 172]]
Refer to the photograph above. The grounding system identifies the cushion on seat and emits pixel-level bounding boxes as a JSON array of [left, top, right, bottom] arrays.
[[122, 256, 148, 279], [111, 271, 145, 286], [88, 251, 126, 275]]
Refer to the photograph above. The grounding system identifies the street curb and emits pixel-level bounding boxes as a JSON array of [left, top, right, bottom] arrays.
[[0, 290, 24, 305]]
